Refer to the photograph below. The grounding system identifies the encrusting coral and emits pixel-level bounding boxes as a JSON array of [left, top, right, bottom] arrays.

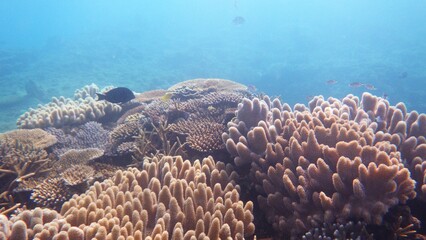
[[16, 83, 122, 129], [0, 155, 255, 240], [223, 93, 417, 237]]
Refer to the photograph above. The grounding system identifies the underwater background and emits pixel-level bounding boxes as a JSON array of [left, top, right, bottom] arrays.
[[0, 0, 425, 132], [1, 1, 426, 239]]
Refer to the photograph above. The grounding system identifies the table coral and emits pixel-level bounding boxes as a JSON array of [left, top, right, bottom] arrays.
[[0, 129, 57, 149]]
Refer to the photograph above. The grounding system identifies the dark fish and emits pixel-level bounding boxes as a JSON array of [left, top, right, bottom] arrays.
[[233, 16, 245, 25], [326, 79, 337, 85], [382, 93, 388, 100], [349, 82, 363, 88], [96, 87, 135, 103]]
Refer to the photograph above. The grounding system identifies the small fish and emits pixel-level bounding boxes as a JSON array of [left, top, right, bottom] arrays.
[[96, 87, 135, 103], [161, 92, 173, 102], [208, 106, 216, 112], [326, 80, 338, 85], [364, 84, 376, 90], [375, 115, 385, 123], [232, 16, 245, 25], [306, 95, 314, 101], [399, 71, 408, 79], [246, 84, 257, 92], [382, 93, 388, 100], [349, 82, 364, 88]]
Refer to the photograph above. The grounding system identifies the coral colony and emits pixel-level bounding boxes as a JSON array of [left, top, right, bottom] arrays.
[[0, 78, 425, 239]]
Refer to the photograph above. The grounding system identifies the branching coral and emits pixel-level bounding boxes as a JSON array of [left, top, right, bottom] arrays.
[[0, 138, 52, 208], [352, 93, 426, 200], [58, 155, 255, 239], [223, 94, 417, 237], [0, 156, 254, 239], [0, 207, 74, 239], [14, 148, 116, 210], [16, 84, 122, 129], [130, 119, 188, 166]]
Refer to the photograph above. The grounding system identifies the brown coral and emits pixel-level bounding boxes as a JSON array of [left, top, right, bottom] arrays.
[[31, 177, 79, 209], [223, 94, 417, 237], [16, 84, 122, 129], [110, 79, 252, 160], [0, 139, 52, 208], [52, 148, 104, 172], [0, 207, 76, 240], [0, 129, 57, 149], [59, 155, 255, 239], [170, 117, 226, 152], [168, 78, 248, 93]]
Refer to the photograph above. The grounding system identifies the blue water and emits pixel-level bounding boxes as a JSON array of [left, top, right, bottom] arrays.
[[1, 0, 425, 132]]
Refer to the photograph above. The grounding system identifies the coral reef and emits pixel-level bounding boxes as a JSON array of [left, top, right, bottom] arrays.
[[302, 221, 372, 239], [2, 79, 426, 239], [0, 128, 57, 149], [52, 148, 104, 171], [223, 93, 418, 237], [168, 78, 248, 92], [111, 78, 252, 160], [14, 148, 119, 210], [16, 84, 122, 129], [46, 121, 109, 156], [59, 155, 254, 239], [0, 131, 54, 209], [0, 156, 255, 239], [169, 116, 226, 152], [0, 207, 70, 239]]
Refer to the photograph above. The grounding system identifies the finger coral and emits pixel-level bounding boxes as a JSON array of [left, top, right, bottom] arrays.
[[0, 207, 75, 240], [223, 94, 417, 237], [16, 84, 122, 129], [59, 155, 255, 239], [354, 93, 426, 200]]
